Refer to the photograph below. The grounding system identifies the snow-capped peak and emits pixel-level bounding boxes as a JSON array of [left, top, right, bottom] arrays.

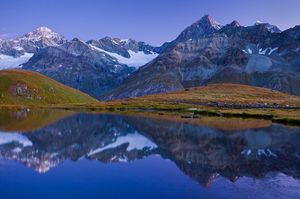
[[255, 20, 263, 25], [21, 26, 66, 43], [0, 26, 67, 70]]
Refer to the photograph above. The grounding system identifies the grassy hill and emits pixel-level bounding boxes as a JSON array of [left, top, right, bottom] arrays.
[[104, 83, 300, 108], [139, 83, 300, 107], [0, 69, 97, 106], [96, 83, 300, 125]]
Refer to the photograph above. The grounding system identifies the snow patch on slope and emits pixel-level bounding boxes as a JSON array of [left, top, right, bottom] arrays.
[[0, 53, 34, 69], [88, 132, 157, 156], [0, 132, 32, 147], [90, 45, 158, 68], [258, 47, 278, 55], [243, 48, 253, 54]]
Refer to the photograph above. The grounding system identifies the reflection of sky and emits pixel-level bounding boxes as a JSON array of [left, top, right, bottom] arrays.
[[0, 156, 299, 199], [0, 0, 300, 45], [0, 156, 202, 199]]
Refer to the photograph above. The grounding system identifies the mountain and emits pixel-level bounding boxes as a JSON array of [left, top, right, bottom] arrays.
[[2, 18, 300, 99], [103, 15, 300, 100], [0, 27, 160, 98], [22, 38, 136, 97], [12, 26, 66, 52], [0, 69, 97, 105], [0, 26, 67, 69], [22, 35, 160, 97], [175, 14, 222, 43]]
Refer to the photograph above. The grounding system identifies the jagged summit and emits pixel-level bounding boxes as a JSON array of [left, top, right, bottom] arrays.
[[175, 15, 222, 42], [230, 20, 241, 27], [70, 37, 85, 43], [200, 15, 223, 29]]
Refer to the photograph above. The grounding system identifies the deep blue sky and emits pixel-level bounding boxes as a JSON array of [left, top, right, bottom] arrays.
[[1, 0, 300, 45]]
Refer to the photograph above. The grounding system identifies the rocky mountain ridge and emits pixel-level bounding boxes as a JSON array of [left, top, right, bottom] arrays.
[[103, 15, 300, 100]]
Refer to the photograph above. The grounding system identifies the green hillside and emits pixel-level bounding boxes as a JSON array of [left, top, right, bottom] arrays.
[[0, 69, 97, 106]]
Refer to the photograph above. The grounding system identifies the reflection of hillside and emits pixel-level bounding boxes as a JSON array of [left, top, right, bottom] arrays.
[[0, 109, 74, 132], [125, 116, 300, 187], [0, 112, 299, 187], [110, 112, 272, 131]]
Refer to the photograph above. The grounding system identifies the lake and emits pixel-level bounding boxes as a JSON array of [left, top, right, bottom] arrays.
[[0, 109, 300, 199]]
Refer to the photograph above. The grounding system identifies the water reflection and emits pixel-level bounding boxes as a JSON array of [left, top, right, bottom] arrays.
[[0, 111, 299, 187]]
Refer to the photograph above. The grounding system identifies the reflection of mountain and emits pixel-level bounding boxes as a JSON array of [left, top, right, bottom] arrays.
[[125, 116, 300, 186], [0, 113, 299, 187], [0, 114, 158, 173]]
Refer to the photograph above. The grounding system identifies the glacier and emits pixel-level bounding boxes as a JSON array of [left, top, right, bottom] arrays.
[[90, 44, 158, 68], [0, 53, 34, 70]]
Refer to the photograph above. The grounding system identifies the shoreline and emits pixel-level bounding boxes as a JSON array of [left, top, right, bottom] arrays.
[[0, 102, 299, 127]]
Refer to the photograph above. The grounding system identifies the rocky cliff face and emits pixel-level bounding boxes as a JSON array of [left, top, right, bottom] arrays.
[[103, 15, 300, 100]]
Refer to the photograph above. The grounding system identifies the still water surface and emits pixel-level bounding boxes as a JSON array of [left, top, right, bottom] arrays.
[[0, 110, 299, 199]]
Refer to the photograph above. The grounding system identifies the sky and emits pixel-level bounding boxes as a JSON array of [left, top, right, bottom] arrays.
[[0, 0, 300, 45]]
